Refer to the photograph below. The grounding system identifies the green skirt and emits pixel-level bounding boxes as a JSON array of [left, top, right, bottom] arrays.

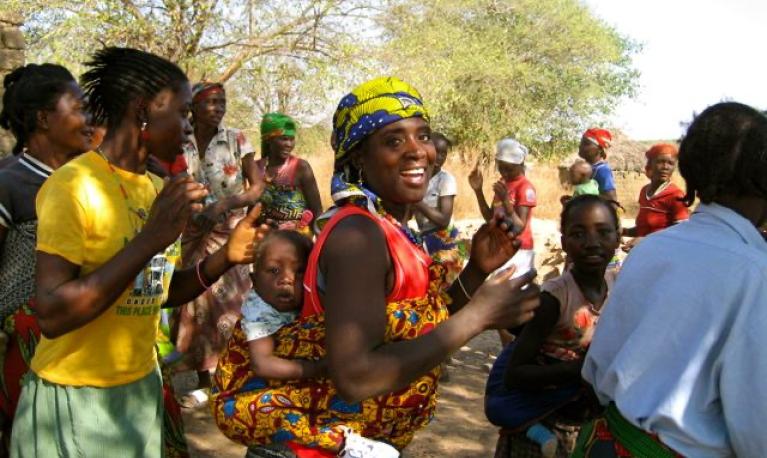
[[10, 368, 164, 457]]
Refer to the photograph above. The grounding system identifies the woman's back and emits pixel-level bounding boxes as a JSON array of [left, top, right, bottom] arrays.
[[583, 203, 767, 456]]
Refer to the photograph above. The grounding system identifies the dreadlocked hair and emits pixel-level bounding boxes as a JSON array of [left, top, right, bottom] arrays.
[[679, 102, 767, 206], [80, 47, 188, 129], [0, 64, 76, 155]]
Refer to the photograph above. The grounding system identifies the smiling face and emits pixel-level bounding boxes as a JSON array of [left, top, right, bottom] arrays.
[[192, 90, 226, 130], [251, 237, 305, 313], [648, 153, 677, 183], [358, 116, 436, 204], [145, 82, 193, 163], [42, 82, 90, 155], [561, 201, 620, 275]]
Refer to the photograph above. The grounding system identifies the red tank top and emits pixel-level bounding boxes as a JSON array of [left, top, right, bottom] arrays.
[[302, 205, 431, 318]]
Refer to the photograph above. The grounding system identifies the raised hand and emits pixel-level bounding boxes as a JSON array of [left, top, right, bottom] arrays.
[[468, 162, 484, 191], [225, 203, 271, 264], [467, 267, 540, 330], [143, 175, 208, 250], [468, 214, 520, 274]]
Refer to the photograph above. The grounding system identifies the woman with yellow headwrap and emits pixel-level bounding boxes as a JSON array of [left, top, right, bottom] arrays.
[[242, 112, 322, 235], [211, 77, 540, 457]]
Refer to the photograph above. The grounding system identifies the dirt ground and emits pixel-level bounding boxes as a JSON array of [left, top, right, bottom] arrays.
[[177, 218, 571, 458]]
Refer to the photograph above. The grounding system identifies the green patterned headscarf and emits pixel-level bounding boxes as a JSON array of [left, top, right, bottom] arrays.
[[260, 112, 297, 157]]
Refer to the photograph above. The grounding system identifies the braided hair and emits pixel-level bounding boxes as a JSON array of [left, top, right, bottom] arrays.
[[561, 194, 620, 233], [0, 64, 76, 155], [80, 47, 188, 129], [679, 102, 767, 206]]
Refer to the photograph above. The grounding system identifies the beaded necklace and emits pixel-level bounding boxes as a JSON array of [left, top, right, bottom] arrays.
[[363, 188, 425, 248], [262, 155, 292, 184], [97, 150, 159, 236]]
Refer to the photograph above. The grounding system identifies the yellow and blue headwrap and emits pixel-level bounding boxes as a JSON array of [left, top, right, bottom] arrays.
[[324, 77, 429, 217], [331, 76, 429, 169]]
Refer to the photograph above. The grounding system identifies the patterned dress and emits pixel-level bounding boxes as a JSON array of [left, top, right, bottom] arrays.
[[0, 154, 51, 447], [256, 155, 311, 235], [178, 125, 255, 372], [211, 204, 449, 456]]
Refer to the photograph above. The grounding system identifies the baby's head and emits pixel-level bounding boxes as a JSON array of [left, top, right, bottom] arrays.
[[568, 160, 593, 186], [251, 230, 313, 313]]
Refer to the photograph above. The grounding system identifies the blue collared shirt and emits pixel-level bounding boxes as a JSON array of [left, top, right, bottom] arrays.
[[583, 203, 767, 457]]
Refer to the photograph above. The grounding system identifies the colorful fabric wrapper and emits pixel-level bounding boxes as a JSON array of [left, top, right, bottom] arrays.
[[192, 82, 225, 103], [319, 77, 430, 228], [571, 403, 682, 458], [583, 128, 613, 150]]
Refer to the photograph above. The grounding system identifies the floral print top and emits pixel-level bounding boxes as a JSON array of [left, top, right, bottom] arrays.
[[539, 270, 616, 362], [182, 125, 255, 204]]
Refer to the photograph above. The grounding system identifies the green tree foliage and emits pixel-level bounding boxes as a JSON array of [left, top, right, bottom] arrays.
[[1, 0, 375, 127], [378, 0, 639, 159]]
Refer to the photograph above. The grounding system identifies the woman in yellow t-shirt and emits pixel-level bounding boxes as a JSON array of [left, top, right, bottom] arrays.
[[10, 48, 264, 457]]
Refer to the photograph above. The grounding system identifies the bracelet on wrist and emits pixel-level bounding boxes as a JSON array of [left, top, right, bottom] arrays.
[[196, 259, 212, 289], [457, 274, 472, 301]]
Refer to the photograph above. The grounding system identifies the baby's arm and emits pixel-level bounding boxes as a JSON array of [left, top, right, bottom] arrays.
[[248, 335, 326, 380]]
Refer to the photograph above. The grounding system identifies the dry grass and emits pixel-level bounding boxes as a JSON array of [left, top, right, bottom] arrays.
[[300, 147, 685, 221]]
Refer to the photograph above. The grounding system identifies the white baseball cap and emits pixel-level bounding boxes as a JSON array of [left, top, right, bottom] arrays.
[[496, 138, 528, 165]]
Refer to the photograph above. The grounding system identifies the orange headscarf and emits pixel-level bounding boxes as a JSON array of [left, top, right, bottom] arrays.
[[645, 143, 678, 178]]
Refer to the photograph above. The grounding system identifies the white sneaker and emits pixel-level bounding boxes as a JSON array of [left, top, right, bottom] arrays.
[[338, 427, 399, 458]]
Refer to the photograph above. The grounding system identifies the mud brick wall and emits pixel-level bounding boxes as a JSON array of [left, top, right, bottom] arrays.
[[0, 13, 25, 156]]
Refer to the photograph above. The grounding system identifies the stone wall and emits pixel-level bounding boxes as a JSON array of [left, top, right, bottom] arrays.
[[0, 13, 25, 156]]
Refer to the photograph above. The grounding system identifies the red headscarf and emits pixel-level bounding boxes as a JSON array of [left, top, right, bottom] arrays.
[[644, 143, 678, 178], [192, 82, 225, 104], [583, 128, 613, 150]]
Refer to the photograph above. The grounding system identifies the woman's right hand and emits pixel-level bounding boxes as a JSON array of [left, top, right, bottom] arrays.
[[467, 267, 540, 331], [468, 164, 483, 191], [143, 175, 208, 250]]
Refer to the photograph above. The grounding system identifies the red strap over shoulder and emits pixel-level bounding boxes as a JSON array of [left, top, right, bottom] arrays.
[[301, 205, 431, 318]]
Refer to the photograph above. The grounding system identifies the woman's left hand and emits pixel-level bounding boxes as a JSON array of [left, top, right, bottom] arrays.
[[225, 204, 270, 264], [469, 215, 519, 274]]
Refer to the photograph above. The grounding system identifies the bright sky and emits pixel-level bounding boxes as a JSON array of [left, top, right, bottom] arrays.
[[583, 0, 767, 140]]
